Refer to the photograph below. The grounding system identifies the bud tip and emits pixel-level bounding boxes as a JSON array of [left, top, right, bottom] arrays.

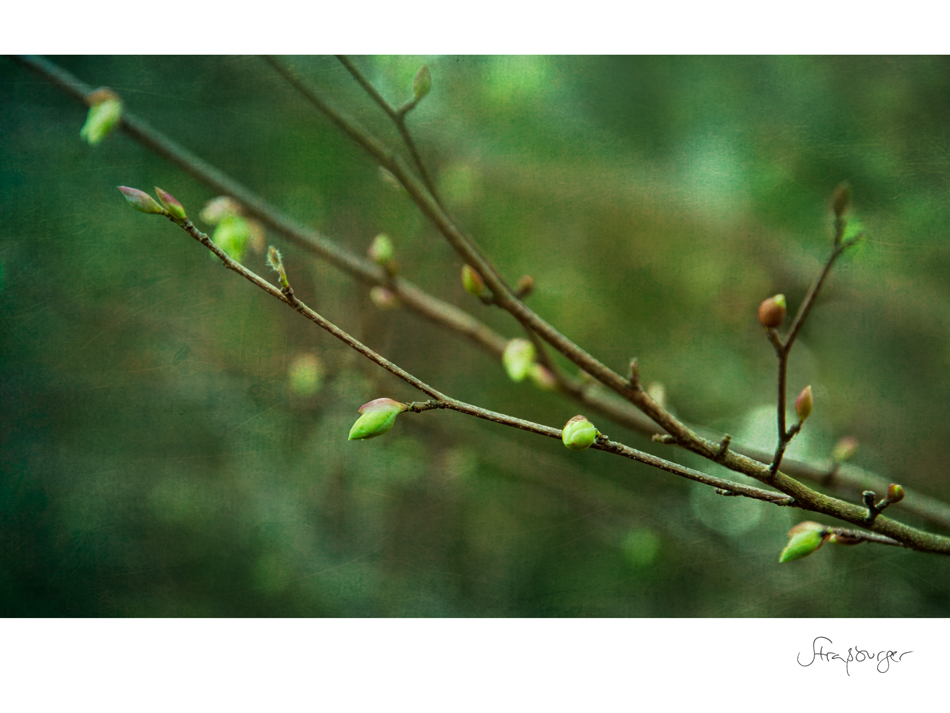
[[795, 385, 813, 423], [757, 294, 787, 329]]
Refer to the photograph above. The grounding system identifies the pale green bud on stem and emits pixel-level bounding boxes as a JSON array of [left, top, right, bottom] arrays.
[[462, 264, 487, 299], [154, 187, 187, 221], [780, 521, 832, 562], [213, 215, 251, 262], [795, 385, 813, 423], [758, 294, 787, 329], [369, 234, 396, 274], [118, 186, 166, 215], [561, 415, 598, 451], [502, 338, 536, 382], [412, 65, 432, 102], [348, 397, 408, 441], [80, 88, 122, 145], [266, 246, 289, 288]]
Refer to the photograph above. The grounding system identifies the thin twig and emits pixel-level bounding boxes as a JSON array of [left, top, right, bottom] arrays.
[[335, 55, 443, 210], [158, 209, 950, 554], [169, 214, 797, 506], [16, 55, 950, 539]]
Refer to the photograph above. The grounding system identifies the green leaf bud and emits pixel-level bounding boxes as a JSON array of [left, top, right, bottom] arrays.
[[348, 397, 408, 441], [561, 414, 598, 451], [832, 436, 859, 464], [80, 88, 122, 145], [757, 294, 786, 329], [832, 181, 852, 218], [795, 385, 813, 423], [413, 65, 432, 102], [154, 187, 187, 221], [462, 264, 486, 298], [502, 338, 536, 382], [369, 234, 396, 271], [780, 521, 830, 562], [212, 215, 251, 262], [118, 186, 165, 215], [887, 483, 905, 504]]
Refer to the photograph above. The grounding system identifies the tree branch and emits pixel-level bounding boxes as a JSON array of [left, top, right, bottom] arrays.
[[15, 54, 950, 540], [122, 194, 950, 556]]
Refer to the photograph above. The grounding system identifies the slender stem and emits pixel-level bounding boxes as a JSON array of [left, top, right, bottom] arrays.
[[171, 215, 794, 507], [335, 55, 443, 209], [160, 211, 950, 555], [21, 53, 946, 526], [768, 237, 861, 477], [255, 56, 950, 554], [17, 55, 950, 548]]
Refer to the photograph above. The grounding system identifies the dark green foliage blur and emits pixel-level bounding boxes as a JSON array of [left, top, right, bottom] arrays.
[[3, 56, 950, 616]]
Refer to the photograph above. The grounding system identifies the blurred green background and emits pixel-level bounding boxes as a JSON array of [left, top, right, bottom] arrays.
[[3, 56, 950, 616]]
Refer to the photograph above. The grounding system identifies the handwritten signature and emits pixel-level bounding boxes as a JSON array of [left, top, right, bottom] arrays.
[[797, 636, 912, 675]]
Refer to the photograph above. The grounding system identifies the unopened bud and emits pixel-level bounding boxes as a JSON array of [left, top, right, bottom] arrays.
[[368, 234, 395, 269], [832, 181, 852, 218], [516, 274, 535, 298], [266, 246, 288, 287], [212, 215, 251, 261], [502, 338, 536, 383], [886, 483, 905, 504], [369, 286, 399, 310], [527, 363, 558, 391], [832, 436, 859, 464], [348, 397, 408, 441], [80, 88, 122, 145], [795, 385, 813, 423], [462, 264, 486, 298], [413, 65, 432, 102], [757, 294, 787, 329], [118, 186, 165, 215], [561, 415, 598, 451], [154, 187, 186, 221], [780, 521, 830, 563]]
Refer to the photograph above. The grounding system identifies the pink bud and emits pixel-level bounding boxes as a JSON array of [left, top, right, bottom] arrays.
[[118, 186, 165, 215], [154, 187, 187, 221]]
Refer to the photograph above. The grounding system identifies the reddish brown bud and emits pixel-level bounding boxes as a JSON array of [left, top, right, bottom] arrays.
[[887, 483, 905, 504], [757, 294, 786, 329]]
